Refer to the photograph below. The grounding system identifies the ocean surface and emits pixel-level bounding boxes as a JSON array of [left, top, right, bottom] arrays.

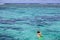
[[0, 5, 60, 40]]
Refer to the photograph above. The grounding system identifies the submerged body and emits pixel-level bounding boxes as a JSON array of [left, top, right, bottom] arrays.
[[38, 36, 43, 40]]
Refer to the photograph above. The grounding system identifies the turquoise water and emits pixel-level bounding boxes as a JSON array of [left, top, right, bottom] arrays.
[[0, 6, 60, 40]]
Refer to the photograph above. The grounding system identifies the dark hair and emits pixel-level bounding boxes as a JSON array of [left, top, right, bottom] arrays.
[[37, 31, 40, 33]]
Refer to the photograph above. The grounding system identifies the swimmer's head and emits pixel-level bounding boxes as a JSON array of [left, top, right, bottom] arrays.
[[37, 31, 40, 33]]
